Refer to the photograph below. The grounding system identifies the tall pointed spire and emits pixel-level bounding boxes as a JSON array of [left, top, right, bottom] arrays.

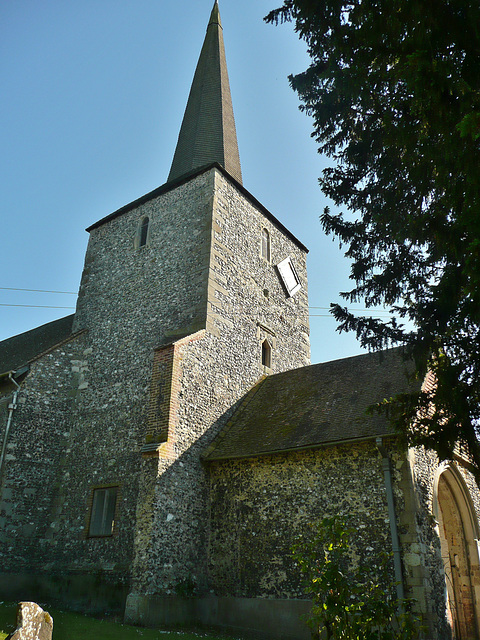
[[167, 1, 243, 184]]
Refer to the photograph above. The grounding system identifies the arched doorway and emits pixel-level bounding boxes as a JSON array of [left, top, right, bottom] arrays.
[[433, 464, 480, 639]]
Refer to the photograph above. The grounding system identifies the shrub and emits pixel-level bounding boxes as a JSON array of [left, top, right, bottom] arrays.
[[292, 517, 423, 639]]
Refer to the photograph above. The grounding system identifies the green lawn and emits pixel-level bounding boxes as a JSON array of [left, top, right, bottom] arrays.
[[0, 602, 230, 640]]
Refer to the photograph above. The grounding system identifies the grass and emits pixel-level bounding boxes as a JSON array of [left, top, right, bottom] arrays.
[[0, 602, 229, 640]]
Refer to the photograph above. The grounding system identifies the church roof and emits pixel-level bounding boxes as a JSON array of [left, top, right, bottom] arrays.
[[0, 314, 75, 376], [203, 349, 417, 461], [167, 1, 242, 184]]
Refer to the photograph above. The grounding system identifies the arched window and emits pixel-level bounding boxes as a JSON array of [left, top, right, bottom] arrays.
[[261, 339, 272, 368], [261, 228, 271, 262], [139, 216, 150, 247]]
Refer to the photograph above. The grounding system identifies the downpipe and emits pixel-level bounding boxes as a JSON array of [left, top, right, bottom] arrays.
[[376, 437, 405, 603]]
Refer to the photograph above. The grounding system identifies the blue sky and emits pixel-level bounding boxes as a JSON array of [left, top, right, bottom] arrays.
[[1, 0, 382, 364]]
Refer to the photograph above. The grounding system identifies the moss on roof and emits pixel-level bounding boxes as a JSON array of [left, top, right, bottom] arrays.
[[203, 348, 418, 461], [0, 314, 75, 375]]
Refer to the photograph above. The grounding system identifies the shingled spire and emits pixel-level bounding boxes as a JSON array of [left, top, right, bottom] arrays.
[[167, 1, 242, 184]]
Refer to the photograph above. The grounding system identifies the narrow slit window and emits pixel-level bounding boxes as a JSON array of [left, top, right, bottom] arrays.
[[139, 216, 149, 247], [261, 229, 271, 262], [88, 486, 118, 537], [261, 340, 272, 368]]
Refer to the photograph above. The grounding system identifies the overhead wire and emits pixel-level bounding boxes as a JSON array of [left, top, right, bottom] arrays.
[[0, 287, 77, 309], [0, 287, 390, 318], [0, 287, 77, 295], [0, 287, 393, 317]]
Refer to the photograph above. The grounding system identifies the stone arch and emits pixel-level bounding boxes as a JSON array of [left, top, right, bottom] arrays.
[[433, 463, 480, 639]]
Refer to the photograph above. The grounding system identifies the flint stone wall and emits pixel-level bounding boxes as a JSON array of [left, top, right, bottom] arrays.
[[206, 442, 394, 598], [129, 168, 311, 596], [1, 167, 310, 604], [205, 440, 456, 639]]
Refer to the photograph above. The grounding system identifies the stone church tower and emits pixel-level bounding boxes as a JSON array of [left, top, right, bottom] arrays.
[[3, 5, 480, 638], [0, 0, 309, 611]]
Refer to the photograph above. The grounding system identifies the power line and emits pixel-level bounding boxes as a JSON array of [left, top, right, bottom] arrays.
[[309, 314, 392, 318], [0, 288, 394, 318], [0, 303, 76, 309], [309, 305, 391, 314], [0, 287, 77, 295], [0, 305, 387, 316]]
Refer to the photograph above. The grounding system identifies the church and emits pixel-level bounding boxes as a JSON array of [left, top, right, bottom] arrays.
[[1, 3, 480, 639]]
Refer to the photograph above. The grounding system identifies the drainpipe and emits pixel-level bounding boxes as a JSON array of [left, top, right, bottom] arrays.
[[376, 437, 405, 603], [0, 373, 21, 479]]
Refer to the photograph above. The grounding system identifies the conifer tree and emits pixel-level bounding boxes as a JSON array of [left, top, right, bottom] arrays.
[[266, 0, 480, 480]]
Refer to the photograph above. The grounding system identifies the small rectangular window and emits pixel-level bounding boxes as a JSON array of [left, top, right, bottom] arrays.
[[261, 340, 272, 368], [88, 486, 118, 537], [139, 216, 149, 247]]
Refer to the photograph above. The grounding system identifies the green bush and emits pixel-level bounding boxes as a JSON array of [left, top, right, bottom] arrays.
[[292, 517, 423, 640]]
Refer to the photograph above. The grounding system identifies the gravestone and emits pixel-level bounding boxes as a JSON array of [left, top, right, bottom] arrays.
[[6, 602, 53, 640]]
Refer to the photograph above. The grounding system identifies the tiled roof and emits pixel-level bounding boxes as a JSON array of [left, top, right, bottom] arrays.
[[203, 349, 417, 461], [0, 314, 75, 375], [167, 1, 242, 184]]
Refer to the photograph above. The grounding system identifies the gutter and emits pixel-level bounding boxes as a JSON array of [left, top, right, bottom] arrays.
[[204, 433, 396, 463], [0, 372, 22, 479], [376, 437, 405, 603]]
